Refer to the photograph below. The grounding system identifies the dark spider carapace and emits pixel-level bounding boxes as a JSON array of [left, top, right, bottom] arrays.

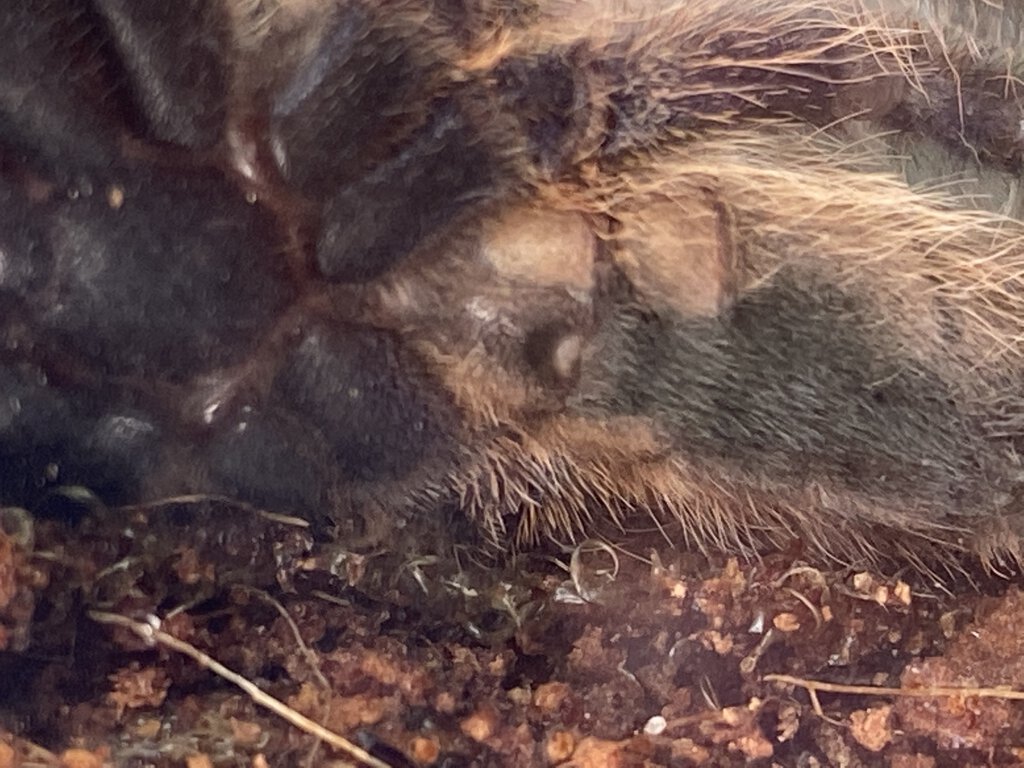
[[5, 0, 1024, 572]]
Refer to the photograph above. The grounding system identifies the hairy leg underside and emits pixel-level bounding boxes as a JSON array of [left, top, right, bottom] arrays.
[[4, 0, 1024, 574]]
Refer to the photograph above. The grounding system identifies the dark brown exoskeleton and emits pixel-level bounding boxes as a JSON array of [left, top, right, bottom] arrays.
[[3, 0, 1024, 575]]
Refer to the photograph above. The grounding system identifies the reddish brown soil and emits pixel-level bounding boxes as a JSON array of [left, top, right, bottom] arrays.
[[1, 501, 1022, 767]]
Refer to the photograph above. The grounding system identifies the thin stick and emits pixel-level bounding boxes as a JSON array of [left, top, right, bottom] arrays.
[[766, 673, 1024, 701], [88, 610, 394, 768], [235, 586, 331, 691]]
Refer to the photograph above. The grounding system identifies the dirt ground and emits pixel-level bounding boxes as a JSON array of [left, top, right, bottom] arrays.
[[1, 499, 1023, 768]]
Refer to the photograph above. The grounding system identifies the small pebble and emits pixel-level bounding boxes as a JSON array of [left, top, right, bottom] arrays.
[[643, 715, 667, 736]]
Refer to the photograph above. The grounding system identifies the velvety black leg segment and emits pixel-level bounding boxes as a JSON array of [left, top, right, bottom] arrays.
[[0, 176, 52, 304], [315, 102, 493, 281], [272, 324, 456, 483], [80, 409, 167, 501], [268, 3, 443, 199], [0, 0, 134, 177], [204, 407, 331, 517], [0, 364, 82, 508], [29, 165, 295, 380], [91, 0, 232, 149], [0, 364, 165, 509]]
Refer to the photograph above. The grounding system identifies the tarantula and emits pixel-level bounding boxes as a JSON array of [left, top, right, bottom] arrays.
[[4, 0, 1024, 573]]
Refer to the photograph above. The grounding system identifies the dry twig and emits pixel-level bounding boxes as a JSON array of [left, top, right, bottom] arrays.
[[766, 672, 1024, 720], [88, 610, 393, 768]]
